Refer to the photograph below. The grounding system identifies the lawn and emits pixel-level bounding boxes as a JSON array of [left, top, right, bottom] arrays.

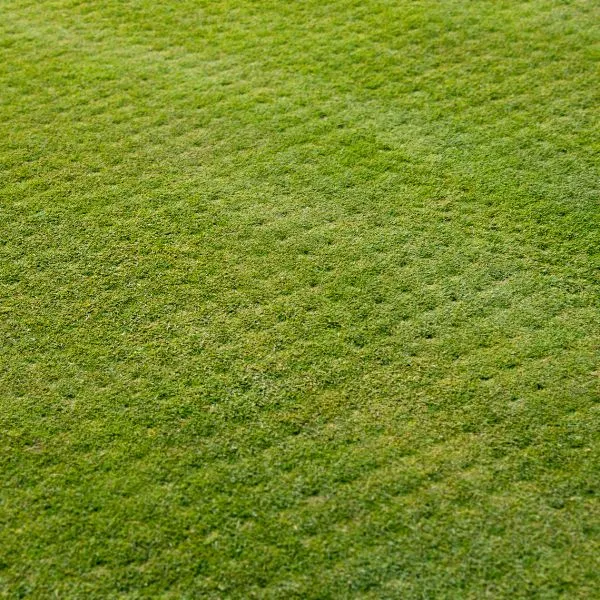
[[0, 0, 599, 597]]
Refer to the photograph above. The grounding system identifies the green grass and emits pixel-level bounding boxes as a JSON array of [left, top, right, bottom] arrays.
[[1, 0, 599, 597]]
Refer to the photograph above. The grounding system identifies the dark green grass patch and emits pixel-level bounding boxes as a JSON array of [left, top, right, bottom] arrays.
[[1, 0, 599, 597]]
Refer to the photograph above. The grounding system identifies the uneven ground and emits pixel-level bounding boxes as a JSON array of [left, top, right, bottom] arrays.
[[1, 0, 599, 597]]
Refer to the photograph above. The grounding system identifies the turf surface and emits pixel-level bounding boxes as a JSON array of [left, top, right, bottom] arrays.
[[1, 0, 599, 597]]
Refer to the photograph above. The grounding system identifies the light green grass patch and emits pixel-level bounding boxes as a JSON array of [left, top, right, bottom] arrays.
[[0, 0, 599, 597]]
